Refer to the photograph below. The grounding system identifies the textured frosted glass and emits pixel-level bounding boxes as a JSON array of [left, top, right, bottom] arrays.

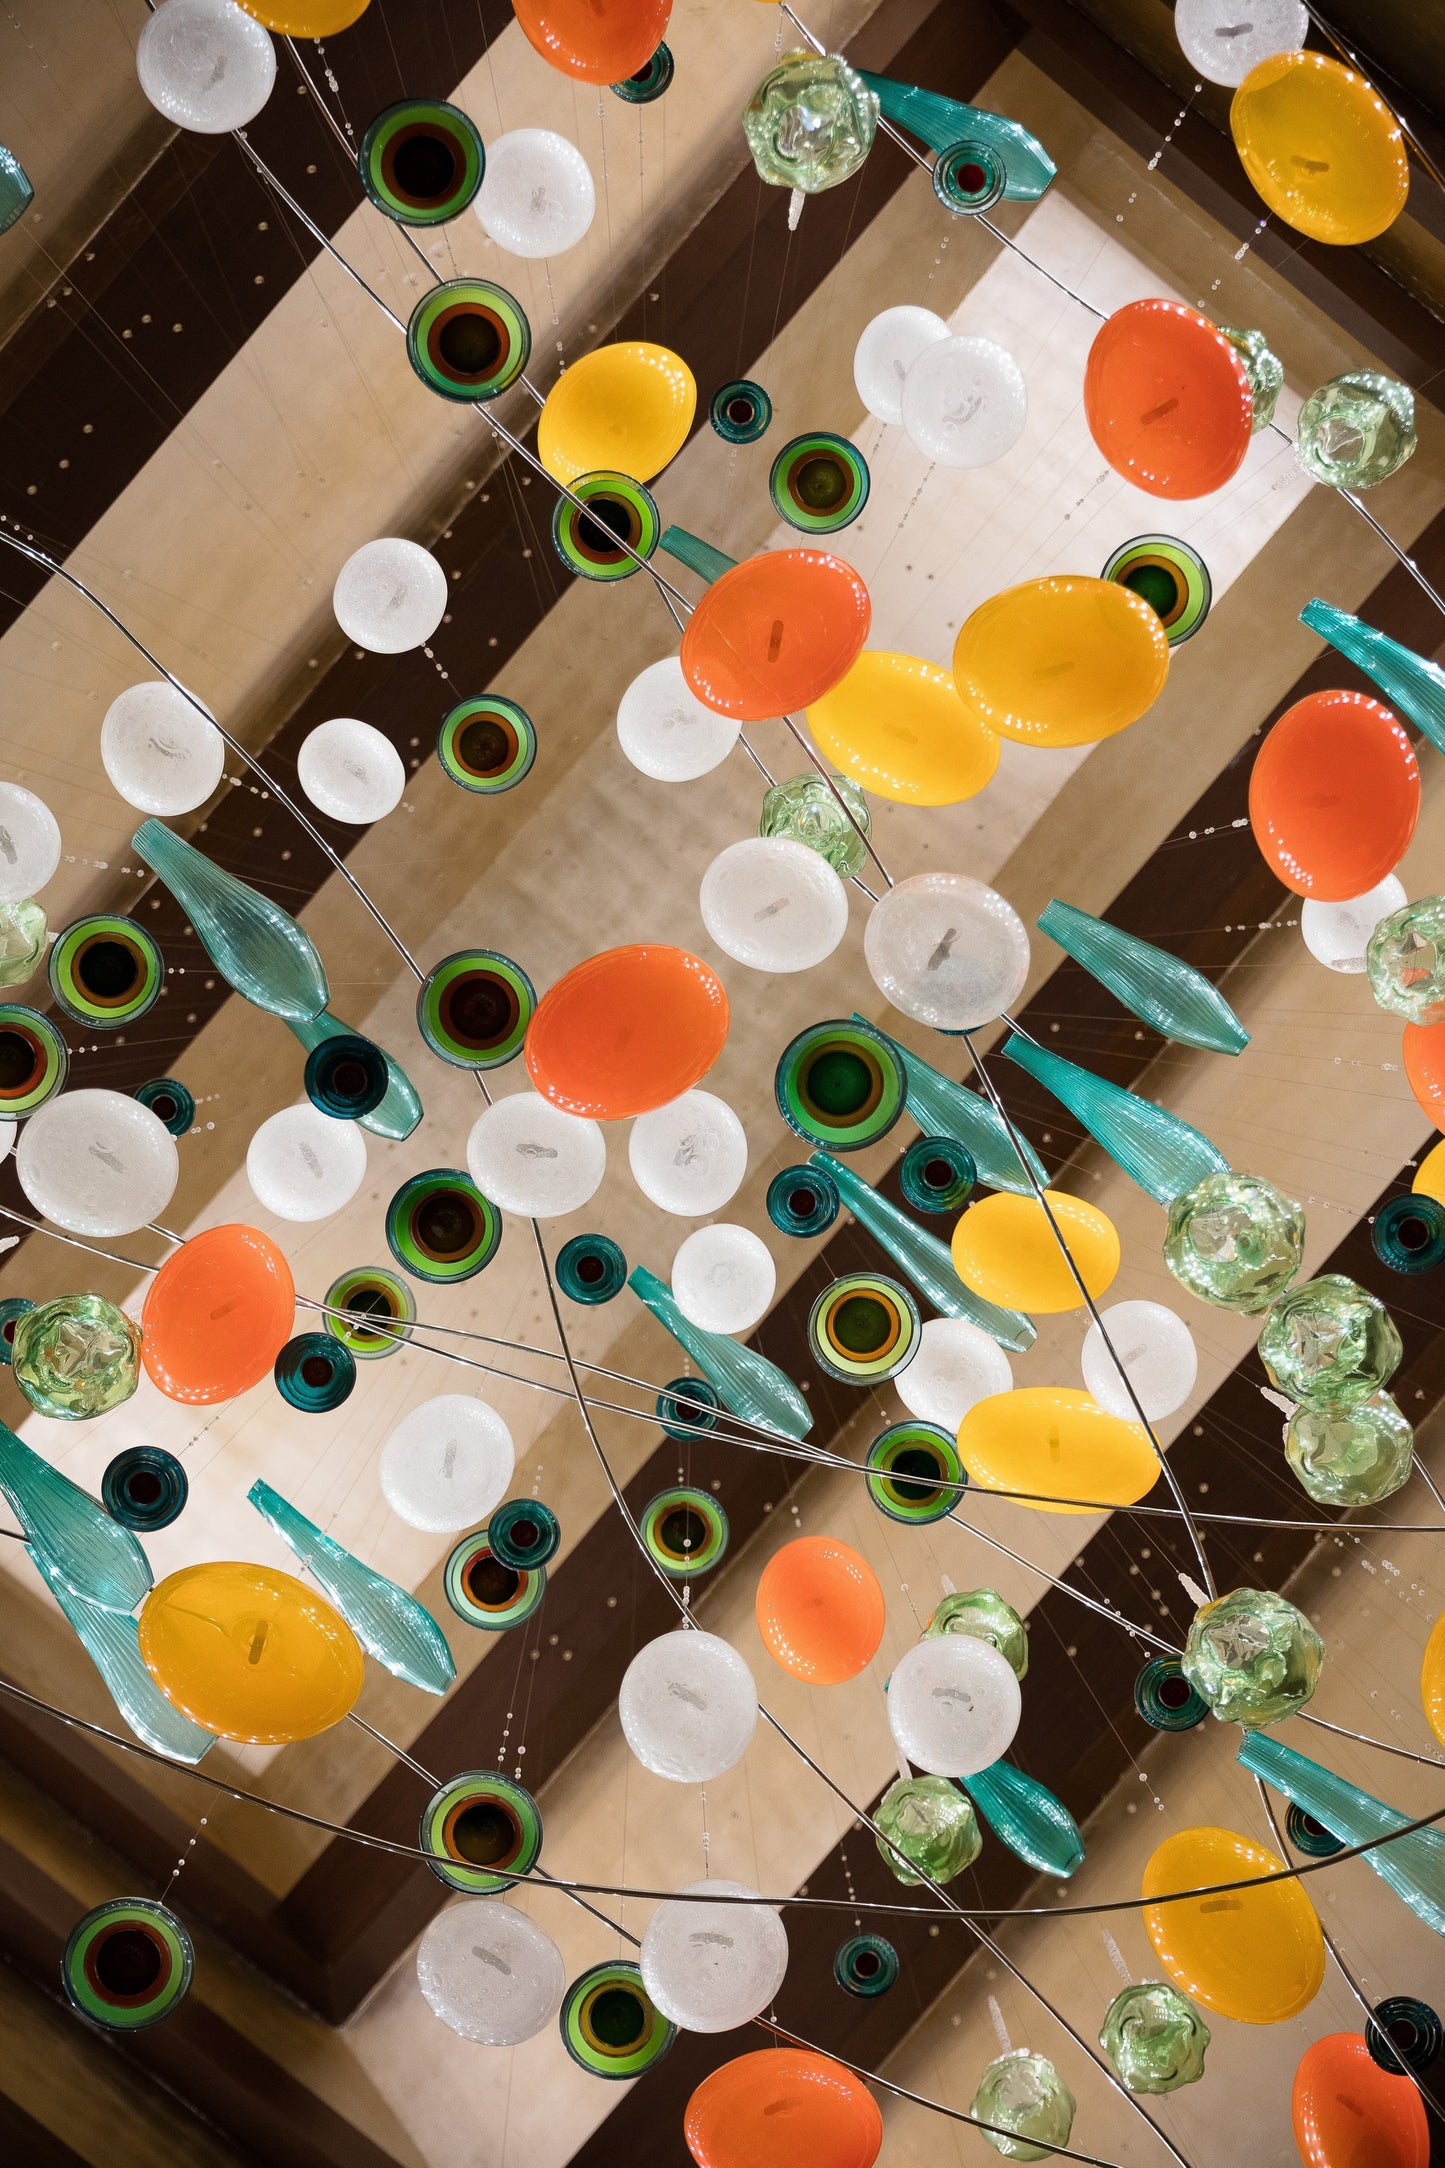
[[629, 1266, 812, 1441], [31, 1542, 214, 1763], [1002, 1035, 1229, 1205], [134, 818, 329, 1023], [0, 1417, 151, 1613], [1038, 901, 1248, 1056]]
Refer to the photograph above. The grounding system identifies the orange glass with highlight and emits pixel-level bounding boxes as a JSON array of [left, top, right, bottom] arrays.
[[754, 1535, 885, 1683], [682, 550, 871, 721], [526, 944, 729, 1119], [1249, 688, 1418, 899], [142, 1224, 296, 1406]]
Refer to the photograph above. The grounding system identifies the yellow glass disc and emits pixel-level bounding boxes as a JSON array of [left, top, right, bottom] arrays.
[[1423, 1607, 1445, 1750], [1412, 1137, 1445, 1209], [958, 1386, 1157, 1515], [236, 0, 369, 31], [1230, 53, 1408, 248], [538, 343, 696, 486], [952, 576, 1168, 748], [139, 1561, 365, 1745], [950, 1190, 1120, 1312], [806, 651, 1000, 806], [1143, 1827, 1325, 2024]]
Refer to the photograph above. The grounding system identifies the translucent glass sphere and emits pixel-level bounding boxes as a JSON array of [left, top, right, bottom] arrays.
[[1163, 1170, 1304, 1314], [616, 656, 740, 781], [0, 782, 61, 904], [759, 770, 870, 879], [1258, 1272, 1401, 1406], [246, 1102, 367, 1222], [671, 1223, 776, 1334], [296, 719, 404, 825], [853, 305, 949, 427], [1173, 0, 1306, 85], [0, 899, 45, 987], [618, 1628, 758, 1782], [379, 1394, 515, 1531], [1300, 874, 1406, 973], [1181, 1586, 1324, 1725], [887, 1633, 1021, 1776], [1099, 1980, 1210, 2094], [926, 1587, 1029, 1679], [864, 871, 1029, 1030], [101, 682, 225, 816], [901, 335, 1027, 468], [465, 1091, 605, 1217], [416, 1900, 564, 2044], [699, 836, 849, 974], [641, 1880, 788, 2032], [1367, 895, 1445, 1023], [1286, 1392, 1413, 1508], [12, 1294, 141, 1420], [475, 128, 595, 257], [1296, 371, 1416, 491], [873, 1772, 981, 1885], [971, 2053, 1076, 2162], [136, 0, 277, 133], [628, 1089, 748, 1215], [17, 1090, 178, 1236], [894, 1317, 1012, 1429], [1081, 1300, 1198, 1421], [332, 538, 447, 654]]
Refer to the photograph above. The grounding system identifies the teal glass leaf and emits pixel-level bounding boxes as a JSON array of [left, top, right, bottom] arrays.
[[0, 145, 33, 234], [962, 1761, 1084, 1878], [247, 1478, 455, 1696], [810, 1151, 1035, 1353], [285, 1007, 423, 1141], [134, 818, 330, 1025], [629, 1266, 813, 1441], [856, 73, 1056, 200], [1301, 598, 1445, 756], [657, 526, 737, 585], [1239, 1731, 1445, 1938], [30, 1542, 214, 1763], [0, 1418, 151, 1613], [1037, 900, 1248, 1057], [1001, 1035, 1229, 1206], [856, 1018, 1047, 1196]]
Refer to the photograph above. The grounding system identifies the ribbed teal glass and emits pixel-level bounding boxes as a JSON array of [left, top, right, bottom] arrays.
[[857, 1019, 1047, 1195], [30, 1542, 214, 1763], [134, 818, 329, 1024], [961, 1761, 1084, 1878], [856, 73, 1056, 200], [0, 1417, 151, 1613], [810, 1150, 1035, 1352], [285, 1007, 423, 1141], [629, 1266, 813, 1441], [656, 526, 737, 585], [247, 1479, 455, 1696], [0, 145, 33, 234], [1001, 1035, 1229, 1206], [1301, 598, 1445, 756], [1037, 901, 1248, 1057], [1239, 1732, 1445, 1938]]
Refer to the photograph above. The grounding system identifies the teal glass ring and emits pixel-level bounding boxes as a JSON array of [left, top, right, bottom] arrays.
[[1366, 1997, 1442, 2077], [303, 1032, 388, 1119], [834, 1933, 898, 1997], [611, 43, 674, 103], [900, 1136, 976, 1214], [488, 1497, 560, 1571], [134, 1077, 194, 1135], [710, 379, 772, 444], [866, 1422, 965, 1524], [767, 1163, 840, 1237], [556, 1233, 627, 1304], [1372, 1193, 1445, 1275], [102, 1447, 187, 1532], [0, 1296, 35, 1365], [1134, 1656, 1208, 1732], [1285, 1802, 1344, 1857], [934, 139, 1006, 214], [656, 1375, 722, 1440], [274, 1332, 356, 1412]]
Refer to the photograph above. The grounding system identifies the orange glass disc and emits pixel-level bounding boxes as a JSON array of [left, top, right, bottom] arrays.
[[686, 2049, 883, 2168], [525, 945, 729, 1118], [1292, 2034, 1428, 2168], [754, 1536, 885, 1684], [139, 1562, 364, 1745], [1249, 688, 1418, 899], [1084, 299, 1252, 499], [681, 550, 871, 722], [1403, 1020, 1445, 1129], [142, 1223, 296, 1406], [512, 0, 670, 84]]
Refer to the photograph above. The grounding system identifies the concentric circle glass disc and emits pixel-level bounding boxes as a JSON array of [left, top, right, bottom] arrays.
[[866, 1421, 965, 1524], [63, 1898, 194, 2032], [1366, 1996, 1443, 2077], [323, 1265, 416, 1359], [900, 1136, 976, 1214], [709, 379, 772, 444], [1372, 1191, 1445, 1274], [386, 1170, 501, 1284], [552, 471, 660, 581], [101, 1446, 188, 1532], [1101, 535, 1212, 646], [274, 1331, 357, 1412], [359, 99, 485, 226], [1133, 1655, 1208, 1731], [436, 695, 537, 793], [775, 1017, 906, 1151], [303, 1032, 388, 1118], [610, 42, 674, 103], [1285, 1802, 1344, 1857], [488, 1497, 561, 1571], [769, 432, 869, 534], [767, 1163, 841, 1237], [406, 279, 531, 401], [656, 1375, 721, 1440], [420, 1771, 543, 1894], [133, 1077, 195, 1135], [556, 1232, 627, 1304], [834, 1932, 899, 1997], [443, 1530, 546, 1629], [0, 1003, 69, 1114], [417, 950, 536, 1069], [560, 1961, 676, 2076], [0, 1297, 35, 1366], [809, 1273, 920, 1384], [933, 139, 1006, 215], [48, 916, 163, 1028], [639, 1486, 729, 1577]]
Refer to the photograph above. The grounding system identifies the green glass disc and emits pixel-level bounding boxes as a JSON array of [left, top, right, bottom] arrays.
[[1101, 535, 1211, 646], [63, 1898, 193, 2032], [866, 1421, 965, 1524], [436, 695, 536, 793], [386, 1170, 501, 1285], [639, 1485, 729, 1576], [323, 1265, 416, 1359], [49, 915, 163, 1028], [769, 432, 869, 534], [444, 1530, 546, 1629], [809, 1272, 919, 1384], [420, 1771, 543, 1894], [560, 1961, 676, 2077], [359, 99, 485, 226], [552, 471, 660, 581], [417, 949, 536, 1068], [407, 279, 530, 401], [775, 1017, 906, 1151]]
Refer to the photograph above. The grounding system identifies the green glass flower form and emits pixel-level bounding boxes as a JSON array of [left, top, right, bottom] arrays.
[[926, 1587, 1029, 1680], [1258, 1273, 1402, 1407], [1163, 1170, 1305, 1315], [759, 771, 870, 878], [742, 51, 878, 197], [1367, 897, 1445, 1025], [12, 1295, 141, 1420], [1296, 370, 1416, 490], [1182, 1586, 1323, 1727], [0, 898, 46, 987], [874, 1773, 980, 1887], [1286, 1392, 1413, 1507], [1217, 326, 1283, 434], [970, 2052, 1076, 2162], [1099, 1981, 1210, 2094]]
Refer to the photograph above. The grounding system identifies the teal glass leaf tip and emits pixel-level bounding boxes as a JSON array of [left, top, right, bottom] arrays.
[[1239, 1730, 1445, 1938], [1001, 1033, 1229, 1206], [0, 1416, 152, 1614], [1301, 598, 1445, 757], [854, 1016, 1048, 1196], [1038, 899, 1248, 1056], [628, 1265, 813, 1441], [133, 817, 330, 1025]]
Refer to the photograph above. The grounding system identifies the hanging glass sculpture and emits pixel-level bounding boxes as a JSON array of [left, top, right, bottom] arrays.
[[0, 1416, 152, 1613], [656, 1376, 723, 1440], [865, 1422, 965, 1525], [12, 1295, 141, 1420], [1301, 598, 1445, 754], [1286, 1393, 1413, 1506], [1239, 1731, 1445, 1936], [1163, 1169, 1305, 1312], [31, 1540, 214, 1763], [101, 1447, 188, 1532], [1218, 325, 1283, 431], [969, 2053, 1076, 2161], [927, 1587, 1029, 1676], [559, 1961, 676, 2078], [611, 42, 674, 103], [419, 1771, 542, 1893], [873, 1773, 981, 1886], [769, 434, 869, 535], [444, 1530, 546, 1631], [1296, 371, 1416, 489], [62, 1898, 193, 2033], [1373, 1192, 1445, 1274], [133, 1077, 195, 1136], [808, 1271, 920, 1384], [1366, 1996, 1442, 2075], [303, 1032, 388, 1120], [629, 1266, 813, 1440], [358, 99, 485, 226], [416, 950, 535, 1070], [1257, 1273, 1402, 1405], [48, 915, 163, 1028], [1134, 1655, 1208, 1731], [834, 1934, 898, 1998], [900, 1137, 976, 1214], [960, 1761, 1084, 1877], [436, 695, 537, 793], [1182, 1587, 1323, 1725], [657, 524, 737, 584], [742, 51, 879, 198], [759, 771, 871, 878], [639, 1487, 729, 1577], [324, 1264, 415, 1359], [488, 1498, 561, 1572], [0, 144, 33, 234], [766, 1163, 840, 1238], [709, 379, 772, 443], [0, 1003, 69, 1114], [1037, 900, 1248, 1055], [287, 1009, 422, 1140], [867, 1022, 1048, 1194], [385, 1170, 500, 1285], [134, 818, 329, 1024], [248, 1478, 455, 1695], [274, 1333, 357, 1413], [776, 1019, 907, 1152], [406, 279, 531, 402], [857, 72, 1056, 209], [556, 1233, 627, 1304], [1099, 1981, 1210, 2094], [1000, 1035, 1229, 1205], [0, 897, 46, 986]]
